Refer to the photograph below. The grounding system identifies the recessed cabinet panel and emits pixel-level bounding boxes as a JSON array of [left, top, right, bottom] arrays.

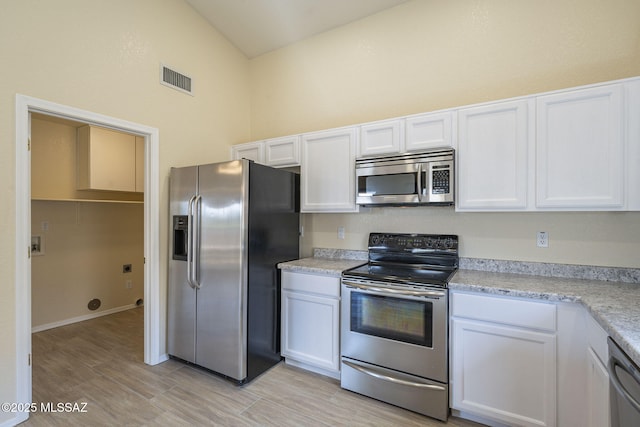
[[405, 111, 453, 152], [231, 141, 264, 164], [536, 85, 624, 209], [265, 135, 300, 167], [77, 125, 137, 192], [625, 79, 640, 210], [281, 271, 340, 378], [457, 100, 531, 210], [359, 119, 402, 157], [451, 318, 557, 427], [301, 127, 358, 212]]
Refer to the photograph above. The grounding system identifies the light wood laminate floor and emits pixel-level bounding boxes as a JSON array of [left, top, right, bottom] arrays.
[[24, 308, 483, 426]]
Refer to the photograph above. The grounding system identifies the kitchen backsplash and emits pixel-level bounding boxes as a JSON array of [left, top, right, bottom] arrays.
[[312, 248, 640, 284], [460, 258, 640, 284]]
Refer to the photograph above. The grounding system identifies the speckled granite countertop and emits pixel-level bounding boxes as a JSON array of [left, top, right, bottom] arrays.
[[278, 248, 367, 277], [278, 257, 366, 277], [279, 249, 640, 367], [451, 269, 640, 368]]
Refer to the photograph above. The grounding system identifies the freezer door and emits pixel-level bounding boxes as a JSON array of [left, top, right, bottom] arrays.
[[196, 160, 247, 380], [168, 166, 198, 362]]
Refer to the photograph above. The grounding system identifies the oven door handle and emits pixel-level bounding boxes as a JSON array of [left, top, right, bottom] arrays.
[[343, 360, 446, 391], [342, 280, 446, 298]]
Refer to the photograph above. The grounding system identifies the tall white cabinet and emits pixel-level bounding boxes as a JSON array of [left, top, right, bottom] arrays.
[[300, 127, 358, 212], [536, 84, 624, 209], [457, 99, 532, 210]]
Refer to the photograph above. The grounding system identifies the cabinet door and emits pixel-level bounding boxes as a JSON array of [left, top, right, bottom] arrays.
[[301, 127, 358, 212], [265, 135, 300, 167], [587, 347, 611, 427], [77, 125, 136, 192], [359, 119, 402, 157], [457, 99, 531, 210], [625, 79, 640, 210], [536, 84, 624, 209], [405, 111, 453, 152], [281, 289, 340, 373], [231, 141, 264, 164], [451, 318, 557, 427]]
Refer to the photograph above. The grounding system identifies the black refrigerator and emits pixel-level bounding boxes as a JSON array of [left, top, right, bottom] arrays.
[[168, 159, 299, 383]]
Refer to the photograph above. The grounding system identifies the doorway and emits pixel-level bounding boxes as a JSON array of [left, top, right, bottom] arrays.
[[15, 95, 163, 421]]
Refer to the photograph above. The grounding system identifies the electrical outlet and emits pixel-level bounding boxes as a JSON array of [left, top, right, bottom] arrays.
[[338, 226, 345, 240], [125, 280, 132, 289], [537, 231, 549, 248]]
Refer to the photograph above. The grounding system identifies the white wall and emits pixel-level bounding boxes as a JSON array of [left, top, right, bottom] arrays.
[[0, 0, 250, 422], [248, 0, 640, 268]]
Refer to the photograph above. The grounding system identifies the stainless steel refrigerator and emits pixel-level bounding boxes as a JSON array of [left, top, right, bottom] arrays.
[[168, 159, 299, 384]]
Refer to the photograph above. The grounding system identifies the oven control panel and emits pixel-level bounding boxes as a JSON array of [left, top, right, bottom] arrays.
[[369, 233, 458, 252]]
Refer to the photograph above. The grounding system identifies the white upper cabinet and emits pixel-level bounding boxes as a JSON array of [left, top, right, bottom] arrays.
[[457, 99, 532, 210], [264, 135, 300, 167], [231, 136, 300, 167], [231, 141, 264, 164], [456, 77, 638, 211], [624, 79, 640, 210], [405, 111, 454, 152], [301, 127, 358, 212], [359, 119, 403, 157], [536, 84, 625, 209], [358, 111, 454, 158]]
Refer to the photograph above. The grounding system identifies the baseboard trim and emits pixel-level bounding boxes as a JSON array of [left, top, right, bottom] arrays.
[[31, 304, 139, 333]]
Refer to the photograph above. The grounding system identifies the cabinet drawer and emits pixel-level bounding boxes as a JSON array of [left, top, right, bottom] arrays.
[[451, 292, 556, 332], [281, 271, 340, 297]]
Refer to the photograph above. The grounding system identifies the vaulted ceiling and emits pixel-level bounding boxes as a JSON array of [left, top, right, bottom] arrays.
[[186, 0, 410, 58]]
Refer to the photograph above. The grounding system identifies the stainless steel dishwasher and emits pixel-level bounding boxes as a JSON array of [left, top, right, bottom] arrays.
[[608, 337, 640, 427]]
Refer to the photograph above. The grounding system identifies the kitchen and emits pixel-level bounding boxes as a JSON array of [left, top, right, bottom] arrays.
[[2, 0, 640, 426]]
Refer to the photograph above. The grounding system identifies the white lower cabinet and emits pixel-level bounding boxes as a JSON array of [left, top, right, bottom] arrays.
[[586, 314, 610, 427], [450, 291, 557, 427], [451, 290, 613, 427], [281, 271, 340, 379]]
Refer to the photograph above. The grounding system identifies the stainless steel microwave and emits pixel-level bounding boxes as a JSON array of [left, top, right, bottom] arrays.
[[355, 149, 454, 206]]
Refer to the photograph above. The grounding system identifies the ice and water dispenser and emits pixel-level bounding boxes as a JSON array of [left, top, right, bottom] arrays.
[[173, 215, 188, 261]]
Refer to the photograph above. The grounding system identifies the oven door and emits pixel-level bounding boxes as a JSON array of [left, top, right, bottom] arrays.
[[341, 278, 448, 382], [356, 162, 423, 205]]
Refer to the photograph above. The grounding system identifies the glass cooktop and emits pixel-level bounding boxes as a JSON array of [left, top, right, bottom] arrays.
[[342, 263, 456, 287]]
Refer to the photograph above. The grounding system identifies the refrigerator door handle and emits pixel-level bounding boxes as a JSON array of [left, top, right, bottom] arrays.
[[192, 195, 202, 289], [186, 195, 197, 289]]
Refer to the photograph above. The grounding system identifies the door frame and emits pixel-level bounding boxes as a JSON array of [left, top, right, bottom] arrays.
[[14, 94, 164, 421]]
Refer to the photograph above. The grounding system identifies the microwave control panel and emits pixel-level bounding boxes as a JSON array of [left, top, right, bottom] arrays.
[[431, 166, 450, 195]]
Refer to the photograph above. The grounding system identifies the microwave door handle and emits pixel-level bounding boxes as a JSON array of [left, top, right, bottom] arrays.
[[416, 164, 423, 202]]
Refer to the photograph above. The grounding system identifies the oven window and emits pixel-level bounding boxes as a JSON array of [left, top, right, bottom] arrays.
[[350, 292, 433, 347], [358, 173, 417, 196]]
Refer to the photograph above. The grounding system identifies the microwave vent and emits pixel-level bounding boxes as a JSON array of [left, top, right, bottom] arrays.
[[160, 64, 193, 95]]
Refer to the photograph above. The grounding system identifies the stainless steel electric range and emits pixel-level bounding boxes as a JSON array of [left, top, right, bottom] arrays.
[[340, 232, 458, 422]]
